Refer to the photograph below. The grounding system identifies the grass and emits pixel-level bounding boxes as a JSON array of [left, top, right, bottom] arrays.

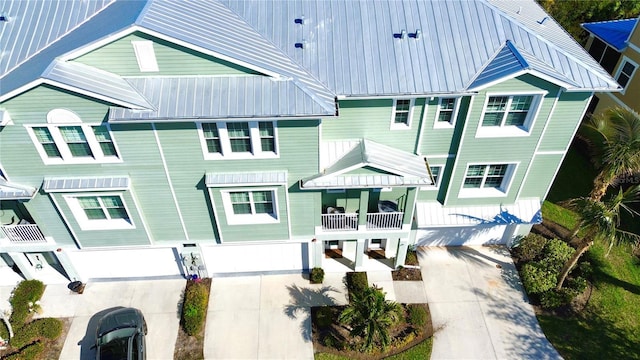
[[314, 337, 433, 360], [546, 145, 597, 203], [537, 243, 640, 360], [541, 200, 579, 231]]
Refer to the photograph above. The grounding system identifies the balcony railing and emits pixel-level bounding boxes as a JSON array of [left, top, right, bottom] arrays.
[[1, 224, 47, 243], [366, 212, 404, 230], [321, 212, 404, 231]]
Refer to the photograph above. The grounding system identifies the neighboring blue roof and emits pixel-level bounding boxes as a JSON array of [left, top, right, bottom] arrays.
[[582, 18, 638, 51]]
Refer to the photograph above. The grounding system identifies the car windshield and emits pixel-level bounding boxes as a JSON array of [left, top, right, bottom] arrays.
[[98, 327, 137, 347], [99, 336, 131, 360]]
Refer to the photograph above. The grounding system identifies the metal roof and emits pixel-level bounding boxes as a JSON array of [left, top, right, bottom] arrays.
[[0, 178, 37, 200], [43, 61, 154, 110], [415, 198, 542, 227], [108, 76, 333, 122], [582, 18, 639, 51], [301, 139, 432, 189], [205, 171, 287, 187], [42, 176, 130, 192]]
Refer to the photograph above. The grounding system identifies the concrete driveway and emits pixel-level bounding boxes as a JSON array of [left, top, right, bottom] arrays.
[[420, 246, 562, 360], [34, 279, 185, 360]]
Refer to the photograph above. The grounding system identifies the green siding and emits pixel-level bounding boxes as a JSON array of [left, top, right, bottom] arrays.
[[519, 153, 565, 199], [74, 32, 259, 76], [324, 99, 424, 152], [419, 97, 470, 156], [444, 75, 563, 206], [537, 92, 590, 152]]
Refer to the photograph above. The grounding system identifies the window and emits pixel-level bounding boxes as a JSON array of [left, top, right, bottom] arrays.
[[477, 94, 542, 137], [435, 98, 459, 127], [587, 37, 620, 75], [390, 99, 414, 129], [422, 165, 443, 190], [460, 163, 515, 197], [198, 121, 278, 159], [64, 194, 134, 230], [28, 124, 120, 164], [615, 58, 637, 91], [222, 189, 279, 225]]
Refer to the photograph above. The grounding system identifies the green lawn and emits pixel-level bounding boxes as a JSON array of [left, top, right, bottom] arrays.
[[546, 146, 596, 203], [314, 338, 433, 360]]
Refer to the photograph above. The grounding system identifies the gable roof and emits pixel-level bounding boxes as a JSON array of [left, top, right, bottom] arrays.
[[0, 177, 37, 200], [301, 139, 432, 189], [0, 0, 620, 113], [582, 18, 639, 51]]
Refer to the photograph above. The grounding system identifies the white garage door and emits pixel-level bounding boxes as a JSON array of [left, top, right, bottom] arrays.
[[202, 242, 307, 274], [415, 225, 508, 246], [67, 247, 183, 280]]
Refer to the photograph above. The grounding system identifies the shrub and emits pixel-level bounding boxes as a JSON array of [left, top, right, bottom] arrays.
[[36, 317, 62, 339], [0, 318, 9, 340], [314, 306, 333, 329], [407, 304, 428, 329], [310, 267, 325, 284], [346, 272, 368, 302], [567, 276, 588, 294], [521, 263, 556, 294], [512, 233, 548, 262], [540, 238, 574, 273], [405, 249, 418, 265], [3, 341, 44, 360], [181, 280, 210, 336], [540, 289, 573, 309], [9, 280, 44, 327]]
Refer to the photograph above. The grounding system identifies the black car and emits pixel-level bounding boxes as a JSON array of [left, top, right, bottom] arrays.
[[95, 307, 147, 360]]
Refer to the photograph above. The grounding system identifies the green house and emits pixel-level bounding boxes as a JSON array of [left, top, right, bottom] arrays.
[[0, 0, 619, 283]]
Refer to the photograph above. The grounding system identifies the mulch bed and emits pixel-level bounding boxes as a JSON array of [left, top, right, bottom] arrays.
[[311, 303, 433, 359], [392, 267, 422, 281], [173, 277, 211, 360]]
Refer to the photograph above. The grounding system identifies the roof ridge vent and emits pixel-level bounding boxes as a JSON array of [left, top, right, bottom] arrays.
[[0, 14, 8, 22]]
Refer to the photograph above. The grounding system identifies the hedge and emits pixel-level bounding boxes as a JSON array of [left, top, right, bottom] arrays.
[[9, 280, 44, 328], [181, 280, 210, 336]]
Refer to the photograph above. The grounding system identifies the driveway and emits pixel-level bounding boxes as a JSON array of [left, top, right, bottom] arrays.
[[34, 279, 185, 360], [420, 246, 562, 360]]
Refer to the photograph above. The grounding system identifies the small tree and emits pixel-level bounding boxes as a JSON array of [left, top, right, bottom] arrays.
[[556, 185, 640, 290], [338, 286, 402, 352]]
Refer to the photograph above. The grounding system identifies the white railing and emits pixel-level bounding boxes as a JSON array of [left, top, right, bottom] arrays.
[[321, 213, 358, 231], [366, 212, 404, 229], [1, 224, 47, 243]]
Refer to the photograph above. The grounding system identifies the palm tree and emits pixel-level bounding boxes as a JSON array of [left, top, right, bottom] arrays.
[[556, 185, 640, 290], [582, 107, 640, 201], [338, 285, 402, 352]]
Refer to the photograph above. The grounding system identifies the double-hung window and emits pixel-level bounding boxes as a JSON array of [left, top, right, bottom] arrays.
[[64, 193, 134, 230], [460, 163, 515, 197], [390, 99, 414, 129], [29, 124, 120, 164], [615, 57, 638, 92], [435, 98, 459, 127], [198, 121, 278, 159], [222, 189, 279, 225], [477, 94, 542, 137], [422, 165, 443, 190]]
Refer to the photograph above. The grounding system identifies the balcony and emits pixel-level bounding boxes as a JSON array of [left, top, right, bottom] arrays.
[[1, 223, 47, 244], [321, 211, 404, 231]]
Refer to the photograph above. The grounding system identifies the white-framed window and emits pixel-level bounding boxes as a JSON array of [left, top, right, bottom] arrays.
[[421, 165, 443, 191], [64, 193, 134, 231], [27, 124, 121, 165], [221, 188, 279, 225], [131, 40, 159, 72], [390, 99, 414, 129], [434, 97, 460, 128], [198, 121, 278, 160], [459, 163, 516, 198], [615, 57, 638, 93], [476, 93, 543, 137]]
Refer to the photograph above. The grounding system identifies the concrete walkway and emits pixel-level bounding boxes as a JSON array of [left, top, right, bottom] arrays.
[[420, 246, 562, 360]]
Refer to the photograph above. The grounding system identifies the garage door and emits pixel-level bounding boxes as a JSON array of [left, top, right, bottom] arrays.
[[415, 225, 508, 246], [202, 242, 308, 274], [66, 247, 183, 280]]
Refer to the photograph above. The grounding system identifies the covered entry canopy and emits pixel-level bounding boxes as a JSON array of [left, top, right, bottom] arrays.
[[301, 139, 433, 189]]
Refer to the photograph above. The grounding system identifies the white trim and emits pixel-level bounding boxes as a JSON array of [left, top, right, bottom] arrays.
[[475, 92, 546, 138], [42, 79, 148, 109], [0, 109, 12, 126], [25, 123, 123, 165], [534, 150, 565, 155], [127, 187, 154, 244], [284, 183, 292, 239], [46, 108, 82, 124], [131, 40, 159, 72], [390, 98, 415, 130], [467, 69, 584, 93], [221, 187, 280, 225], [336, 92, 477, 100], [48, 193, 83, 249], [197, 121, 279, 160], [152, 123, 190, 240], [458, 162, 519, 199], [424, 154, 455, 159], [63, 192, 136, 231], [444, 95, 475, 206], [420, 165, 444, 191], [628, 42, 640, 55], [614, 56, 638, 94], [433, 97, 461, 128]]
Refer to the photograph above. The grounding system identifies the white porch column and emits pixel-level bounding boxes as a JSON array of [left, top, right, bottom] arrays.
[[394, 237, 410, 268], [312, 239, 324, 268], [354, 238, 366, 270], [53, 248, 84, 283], [7, 252, 37, 280]]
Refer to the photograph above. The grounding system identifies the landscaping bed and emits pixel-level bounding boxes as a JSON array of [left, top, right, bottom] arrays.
[[391, 248, 422, 281], [173, 277, 211, 360]]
